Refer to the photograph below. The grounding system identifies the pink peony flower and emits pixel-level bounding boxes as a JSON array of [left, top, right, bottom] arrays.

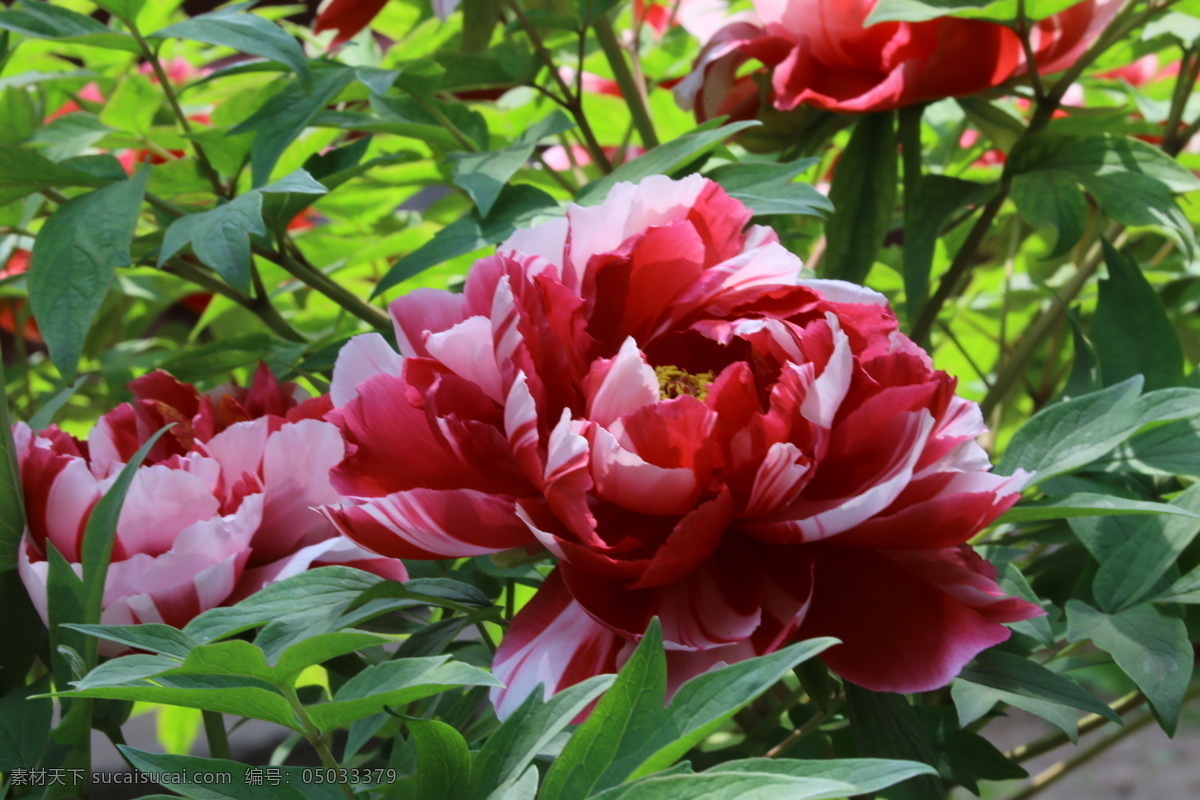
[[676, 0, 1119, 117], [322, 175, 1040, 716], [16, 366, 405, 649]]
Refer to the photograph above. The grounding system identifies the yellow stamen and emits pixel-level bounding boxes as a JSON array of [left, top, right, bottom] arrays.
[[654, 365, 714, 401]]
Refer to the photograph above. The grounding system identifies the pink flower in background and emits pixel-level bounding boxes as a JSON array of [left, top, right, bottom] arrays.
[[16, 367, 405, 649], [323, 174, 1040, 715], [677, 0, 1120, 117]]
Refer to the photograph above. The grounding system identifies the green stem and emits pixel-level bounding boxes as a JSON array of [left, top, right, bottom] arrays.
[[203, 711, 231, 761], [1162, 45, 1200, 156], [592, 14, 659, 149], [1001, 709, 1156, 800], [1005, 690, 1146, 765], [285, 688, 358, 800], [1015, 0, 1046, 102], [411, 92, 478, 151], [266, 238, 389, 328], [914, 0, 1168, 343], [162, 257, 306, 343], [765, 696, 844, 759], [504, 0, 612, 172], [909, 186, 1010, 346], [980, 224, 1125, 416], [124, 19, 227, 199]]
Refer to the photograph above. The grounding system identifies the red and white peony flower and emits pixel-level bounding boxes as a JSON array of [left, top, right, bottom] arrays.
[[322, 174, 1041, 716], [16, 366, 405, 649]]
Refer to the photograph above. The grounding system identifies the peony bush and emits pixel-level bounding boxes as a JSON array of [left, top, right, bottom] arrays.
[[0, 1, 1198, 799]]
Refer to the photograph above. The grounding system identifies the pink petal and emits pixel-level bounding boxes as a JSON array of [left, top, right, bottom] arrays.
[[590, 426, 700, 517], [322, 488, 532, 559], [114, 462, 223, 557], [425, 315, 505, 402], [583, 337, 659, 428], [232, 536, 407, 602], [330, 333, 404, 407], [490, 570, 629, 720], [252, 419, 347, 562], [389, 289, 467, 358]]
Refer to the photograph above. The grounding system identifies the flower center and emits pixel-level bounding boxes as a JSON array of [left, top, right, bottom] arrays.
[[654, 365, 714, 401]]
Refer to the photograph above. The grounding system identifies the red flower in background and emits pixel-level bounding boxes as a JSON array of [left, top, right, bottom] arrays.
[[315, 0, 461, 45], [16, 366, 405, 650], [0, 250, 40, 343], [322, 175, 1040, 716], [677, 0, 1120, 117]]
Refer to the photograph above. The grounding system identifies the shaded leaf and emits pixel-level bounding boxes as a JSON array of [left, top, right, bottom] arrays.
[[824, 112, 897, 284], [1066, 600, 1192, 735], [28, 168, 148, 381]]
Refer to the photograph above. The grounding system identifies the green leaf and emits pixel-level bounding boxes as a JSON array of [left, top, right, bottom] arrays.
[[79, 425, 171, 668], [868, 0, 1079, 24], [360, 93, 487, 149], [184, 566, 385, 644], [0, 571, 42, 696], [540, 619, 668, 800], [587, 772, 856, 800], [823, 112, 897, 284], [59, 674, 303, 732], [119, 748, 344, 800], [995, 375, 1143, 482], [152, 5, 311, 90], [1091, 240, 1184, 392], [307, 656, 503, 731], [28, 167, 148, 381], [159, 193, 264, 293], [542, 619, 836, 800], [1101, 418, 1200, 476], [229, 66, 355, 187], [62, 623, 198, 659], [44, 544, 89, 748], [472, 675, 615, 800], [399, 719, 473, 800], [575, 119, 761, 206], [1066, 600, 1193, 735], [843, 684, 942, 800], [271, 631, 389, 682], [626, 639, 839, 780], [999, 493, 1200, 523], [705, 159, 831, 218], [1005, 132, 1200, 255], [693, 758, 939, 796], [952, 679, 1079, 741], [1155, 565, 1200, 604], [903, 175, 999, 322], [449, 110, 573, 215], [0, 85, 38, 146], [0, 0, 139, 52], [72, 654, 181, 689], [1011, 170, 1088, 258], [958, 649, 1120, 722], [0, 341, 24, 572], [1092, 482, 1200, 612], [94, 0, 148, 22], [0, 142, 111, 199], [0, 675, 52, 772], [158, 169, 327, 292], [171, 640, 276, 683], [375, 184, 559, 296], [1062, 307, 1102, 400], [98, 73, 159, 137]]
